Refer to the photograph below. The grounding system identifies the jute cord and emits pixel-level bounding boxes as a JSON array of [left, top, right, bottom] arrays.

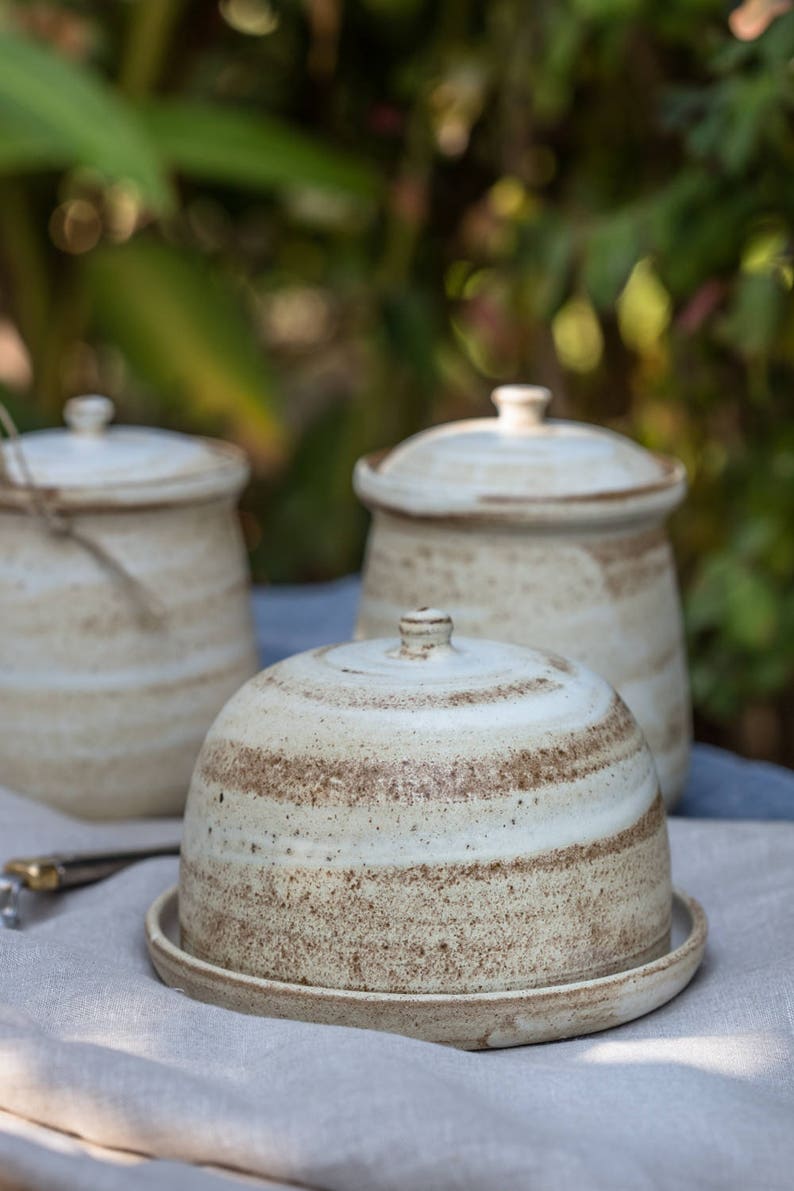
[[0, 403, 166, 629]]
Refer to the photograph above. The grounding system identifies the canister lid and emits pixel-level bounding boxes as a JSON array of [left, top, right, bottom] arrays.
[[0, 396, 248, 508], [354, 384, 686, 525]]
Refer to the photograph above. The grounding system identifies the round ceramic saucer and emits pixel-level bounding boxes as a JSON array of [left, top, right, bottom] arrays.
[[146, 888, 706, 1050]]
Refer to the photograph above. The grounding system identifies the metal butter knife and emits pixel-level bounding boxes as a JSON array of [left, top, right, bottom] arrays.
[[0, 844, 180, 929]]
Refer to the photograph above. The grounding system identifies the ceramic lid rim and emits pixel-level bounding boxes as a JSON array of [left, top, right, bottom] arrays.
[[0, 436, 249, 509], [354, 448, 687, 525]]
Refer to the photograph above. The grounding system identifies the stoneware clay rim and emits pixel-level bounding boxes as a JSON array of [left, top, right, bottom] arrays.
[[0, 392, 251, 510], [146, 887, 707, 1050], [354, 449, 687, 528], [0, 437, 249, 511]]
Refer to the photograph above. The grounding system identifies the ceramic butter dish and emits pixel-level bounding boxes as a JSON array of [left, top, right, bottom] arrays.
[[147, 609, 706, 1048]]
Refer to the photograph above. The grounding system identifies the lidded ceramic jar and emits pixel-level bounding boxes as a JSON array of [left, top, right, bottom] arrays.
[[180, 608, 672, 996], [0, 395, 259, 819], [354, 385, 691, 808]]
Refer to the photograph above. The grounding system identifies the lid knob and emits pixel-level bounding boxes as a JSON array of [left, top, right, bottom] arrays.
[[492, 384, 550, 433], [64, 395, 115, 437], [394, 608, 454, 660]]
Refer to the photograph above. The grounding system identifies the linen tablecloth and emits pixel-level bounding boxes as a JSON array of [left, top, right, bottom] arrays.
[[0, 581, 792, 1190]]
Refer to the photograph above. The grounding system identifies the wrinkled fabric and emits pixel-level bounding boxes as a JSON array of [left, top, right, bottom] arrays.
[[0, 584, 792, 1190], [2, 798, 793, 1190]]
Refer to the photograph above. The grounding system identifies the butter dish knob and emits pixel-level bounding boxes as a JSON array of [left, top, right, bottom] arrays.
[[395, 608, 454, 659], [492, 384, 550, 432], [64, 394, 115, 436]]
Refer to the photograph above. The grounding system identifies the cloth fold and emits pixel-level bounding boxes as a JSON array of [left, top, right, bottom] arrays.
[[1, 794, 793, 1191]]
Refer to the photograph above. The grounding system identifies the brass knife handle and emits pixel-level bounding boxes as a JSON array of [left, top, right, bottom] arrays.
[[3, 844, 180, 891]]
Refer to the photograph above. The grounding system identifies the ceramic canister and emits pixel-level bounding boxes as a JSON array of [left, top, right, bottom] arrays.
[[180, 608, 672, 996], [0, 395, 259, 818], [354, 385, 691, 808]]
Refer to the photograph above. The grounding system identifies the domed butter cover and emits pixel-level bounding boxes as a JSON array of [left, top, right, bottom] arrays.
[[180, 609, 672, 995], [354, 385, 686, 523]]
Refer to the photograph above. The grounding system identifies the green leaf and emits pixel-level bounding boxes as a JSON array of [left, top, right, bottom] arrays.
[[0, 118, 73, 171], [582, 210, 642, 309], [685, 554, 733, 634], [85, 238, 287, 467], [720, 272, 787, 358], [0, 32, 171, 212], [520, 214, 574, 318], [141, 100, 382, 200], [689, 652, 742, 720], [677, 72, 787, 177], [724, 565, 779, 650]]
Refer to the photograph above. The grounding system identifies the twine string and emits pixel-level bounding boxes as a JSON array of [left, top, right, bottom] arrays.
[[0, 402, 166, 629]]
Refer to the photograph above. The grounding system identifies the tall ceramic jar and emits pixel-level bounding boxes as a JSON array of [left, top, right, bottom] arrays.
[[354, 385, 691, 808], [0, 395, 259, 819]]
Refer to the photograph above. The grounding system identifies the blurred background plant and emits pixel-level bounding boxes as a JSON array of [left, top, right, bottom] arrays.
[[0, 0, 792, 764]]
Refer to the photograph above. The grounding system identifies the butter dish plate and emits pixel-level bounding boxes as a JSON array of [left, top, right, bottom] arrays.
[[146, 887, 706, 1050]]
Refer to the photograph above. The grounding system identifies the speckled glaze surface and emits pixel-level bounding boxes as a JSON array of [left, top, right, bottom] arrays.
[[0, 397, 258, 819], [354, 385, 691, 808], [180, 609, 672, 997], [148, 887, 706, 1049]]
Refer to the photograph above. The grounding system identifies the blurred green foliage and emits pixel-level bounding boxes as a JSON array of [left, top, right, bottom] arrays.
[[0, 0, 792, 761]]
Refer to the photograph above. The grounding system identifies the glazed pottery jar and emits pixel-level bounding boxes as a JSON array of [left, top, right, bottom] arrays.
[[354, 385, 690, 808], [180, 608, 672, 996], [0, 395, 259, 818]]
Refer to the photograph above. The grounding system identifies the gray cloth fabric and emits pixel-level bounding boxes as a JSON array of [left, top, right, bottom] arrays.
[[253, 576, 362, 668], [1, 581, 793, 1189], [0, 1112, 289, 1191], [0, 791, 792, 1190], [678, 742, 794, 821]]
